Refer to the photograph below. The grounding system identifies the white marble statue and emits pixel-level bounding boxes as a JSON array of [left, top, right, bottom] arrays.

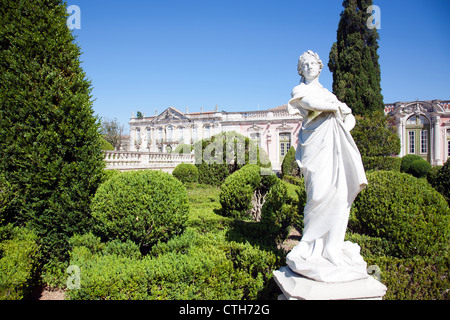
[[286, 50, 369, 283]]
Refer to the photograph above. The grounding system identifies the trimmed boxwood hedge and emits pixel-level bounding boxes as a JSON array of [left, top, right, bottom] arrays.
[[172, 163, 199, 184], [91, 170, 189, 248], [362, 156, 401, 172], [351, 171, 449, 258], [219, 164, 262, 219]]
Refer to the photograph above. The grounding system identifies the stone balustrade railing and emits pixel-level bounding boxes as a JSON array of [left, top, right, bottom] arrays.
[[104, 151, 194, 172]]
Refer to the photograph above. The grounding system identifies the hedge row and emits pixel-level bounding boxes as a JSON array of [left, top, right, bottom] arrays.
[[66, 228, 278, 300], [351, 171, 449, 258], [0, 225, 40, 300]]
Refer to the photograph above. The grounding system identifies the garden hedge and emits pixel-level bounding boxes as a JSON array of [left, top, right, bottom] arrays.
[[219, 164, 262, 219], [0, 225, 40, 300], [362, 156, 401, 172], [172, 163, 199, 184], [351, 171, 450, 258], [91, 170, 189, 248]]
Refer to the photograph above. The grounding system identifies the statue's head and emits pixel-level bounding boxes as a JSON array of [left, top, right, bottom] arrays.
[[297, 50, 323, 83]]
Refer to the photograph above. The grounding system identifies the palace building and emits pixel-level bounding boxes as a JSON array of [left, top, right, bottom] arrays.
[[128, 99, 450, 171]]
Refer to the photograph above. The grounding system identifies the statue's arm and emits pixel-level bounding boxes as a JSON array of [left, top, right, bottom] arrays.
[[299, 94, 339, 112]]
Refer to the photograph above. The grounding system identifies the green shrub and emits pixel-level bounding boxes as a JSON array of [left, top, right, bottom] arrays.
[[351, 111, 401, 157], [433, 158, 450, 204], [400, 154, 423, 173], [427, 165, 442, 188], [172, 163, 199, 183], [362, 156, 401, 172], [409, 158, 432, 178], [91, 170, 189, 248], [281, 146, 300, 178], [352, 171, 450, 258], [172, 144, 193, 154], [194, 131, 271, 186], [366, 255, 449, 300], [0, 0, 105, 262], [0, 226, 40, 300], [219, 164, 262, 219], [67, 228, 278, 300], [100, 138, 115, 150]]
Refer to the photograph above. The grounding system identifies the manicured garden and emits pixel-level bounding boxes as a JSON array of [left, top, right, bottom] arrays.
[[1, 152, 449, 300]]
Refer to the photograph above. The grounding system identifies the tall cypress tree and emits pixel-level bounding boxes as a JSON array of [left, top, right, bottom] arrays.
[[328, 0, 384, 116], [0, 0, 105, 261]]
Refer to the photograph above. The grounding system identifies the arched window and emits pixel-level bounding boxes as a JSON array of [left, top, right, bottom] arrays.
[[279, 133, 291, 160], [406, 115, 430, 161], [167, 126, 173, 142]]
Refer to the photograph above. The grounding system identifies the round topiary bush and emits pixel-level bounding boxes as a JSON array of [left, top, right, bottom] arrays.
[[434, 157, 450, 204], [409, 158, 432, 178], [219, 164, 261, 219], [172, 163, 199, 183], [352, 171, 450, 258], [91, 170, 189, 248], [400, 154, 423, 173]]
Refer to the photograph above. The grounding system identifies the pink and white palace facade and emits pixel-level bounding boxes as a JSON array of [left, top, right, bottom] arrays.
[[125, 100, 450, 172]]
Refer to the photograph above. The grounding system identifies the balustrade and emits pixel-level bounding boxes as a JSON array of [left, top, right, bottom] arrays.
[[103, 151, 194, 172]]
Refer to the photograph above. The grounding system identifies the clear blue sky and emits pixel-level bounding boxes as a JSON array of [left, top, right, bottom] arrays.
[[69, 0, 450, 131]]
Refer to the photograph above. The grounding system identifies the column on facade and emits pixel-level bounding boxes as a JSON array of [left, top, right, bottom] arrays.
[[395, 115, 405, 157], [433, 115, 442, 166]]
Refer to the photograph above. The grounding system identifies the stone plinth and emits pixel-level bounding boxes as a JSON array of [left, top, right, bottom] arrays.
[[273, 266, 387, 300]]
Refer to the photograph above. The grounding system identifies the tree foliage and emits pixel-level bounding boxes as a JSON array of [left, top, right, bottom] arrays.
[[351, 111, 400, 157], [328, 0, 384, 116], [0, 0, 105, 260]]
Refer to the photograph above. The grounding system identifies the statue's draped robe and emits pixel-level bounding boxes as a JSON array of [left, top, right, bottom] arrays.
[[288, 83, 367, 243]]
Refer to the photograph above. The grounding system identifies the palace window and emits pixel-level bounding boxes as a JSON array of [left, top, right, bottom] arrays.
[[178, 127, 184, 143], [420, 130, 428, 154], [158, 128, 163, 143], [146, 128, 151, 143], [136, 128, 141, 143], [192, 127, 197, 142], [167, 126, 173, 142], [279, 133, 291, 159], [250, 133, 261, 147], [447, 129, 450, 157], [408, 131, 415, 154], [406, 115, 430, 161], [204, 126, 210, 139]]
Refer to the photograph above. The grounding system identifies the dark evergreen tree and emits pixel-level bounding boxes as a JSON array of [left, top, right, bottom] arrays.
[[0, 0, 105, 261], [328, 0, 384, 116]]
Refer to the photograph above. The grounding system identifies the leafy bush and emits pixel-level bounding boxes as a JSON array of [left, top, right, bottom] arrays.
[[0, 0, 105, 261], [362, 156, 401, 172], [172, 144, 193, 154], [366, 255, 449, 300], [432, 158, 450, 204], [352, 171, 450, 258], [172, 163, 199, 184], [281, 146, 300, 178], [195, 131, 271, 186], [409, 158, 432, 178], [66, 228, 278, 300], [400, 154, 423, 173], [219, 164, 262, 219], [91, 170, 189, 248], [351, 111, 401, 157], [100, 138, 115, 150], [427, 165, 442, 188], [0, 226, 40, 300]]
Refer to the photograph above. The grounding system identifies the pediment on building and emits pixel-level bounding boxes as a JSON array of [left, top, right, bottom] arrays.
[[247, 123, 263, 132], [151, 107, 190, 123], [390, 101, 446, 116], [276, 122, 293, 131]]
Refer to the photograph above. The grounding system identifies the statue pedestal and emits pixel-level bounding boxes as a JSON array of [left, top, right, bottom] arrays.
[[273, 266, 387, 300]]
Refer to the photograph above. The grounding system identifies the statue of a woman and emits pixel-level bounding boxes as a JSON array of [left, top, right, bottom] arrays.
[[286, 50, 369, 282]]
